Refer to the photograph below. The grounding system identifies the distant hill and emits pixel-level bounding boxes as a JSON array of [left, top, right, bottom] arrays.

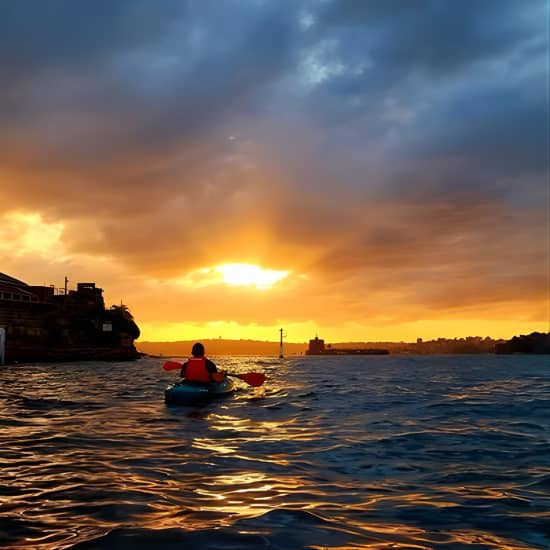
[[137, 339, 308, 357], [138, 338, 423, 357], [137, 339, 425, 357], [138, 335, 514, 356]]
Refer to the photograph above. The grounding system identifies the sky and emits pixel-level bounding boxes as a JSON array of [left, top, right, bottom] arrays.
[[0, 0, 548, 343]]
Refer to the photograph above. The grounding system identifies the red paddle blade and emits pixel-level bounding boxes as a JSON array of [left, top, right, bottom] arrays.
[[212, 372, 225, 383], [236, 372, 265, 387], [163, 360, 182, 371]]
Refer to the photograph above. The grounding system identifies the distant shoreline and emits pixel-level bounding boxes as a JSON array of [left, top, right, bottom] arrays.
[[139, 332, 550, 356], [137, 335, 540, 357]]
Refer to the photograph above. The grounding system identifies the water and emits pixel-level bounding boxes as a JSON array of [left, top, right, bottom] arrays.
[[1, 355, 549, 549]]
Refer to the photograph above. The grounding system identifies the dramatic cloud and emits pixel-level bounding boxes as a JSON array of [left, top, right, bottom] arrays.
[[0, 0, 547, 341]]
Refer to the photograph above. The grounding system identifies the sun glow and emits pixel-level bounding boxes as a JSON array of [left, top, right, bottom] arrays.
[[0, 212, 64, 257], [177, 263, 290, 290], [215, 263, 289, 289]]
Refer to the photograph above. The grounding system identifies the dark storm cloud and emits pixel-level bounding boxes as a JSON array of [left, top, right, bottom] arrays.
[[0, 0, 302, 236], [400, 80, 548, 178], [303, 0, 547, 176], [287, 0, 548, 296], [317, 0, 537, 75], [0, 0, 185, 78], [0, 0, 299, 153]]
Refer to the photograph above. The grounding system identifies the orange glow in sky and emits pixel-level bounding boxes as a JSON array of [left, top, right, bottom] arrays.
[[0, 208, 547, 343]]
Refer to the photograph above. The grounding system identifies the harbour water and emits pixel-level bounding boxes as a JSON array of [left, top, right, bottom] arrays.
[[1, 355, 549, 549]]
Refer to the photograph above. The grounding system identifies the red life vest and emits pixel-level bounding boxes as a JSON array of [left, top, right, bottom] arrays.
[[185, 357, 210, 383]]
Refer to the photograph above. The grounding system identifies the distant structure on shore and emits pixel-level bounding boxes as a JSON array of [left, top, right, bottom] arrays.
[[0, 272, 140, 363], [305, 336, 389, 355]]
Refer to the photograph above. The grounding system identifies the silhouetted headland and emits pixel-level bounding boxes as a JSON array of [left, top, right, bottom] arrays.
[[0, 272, 140, 363], [495, 332, 550, 354]]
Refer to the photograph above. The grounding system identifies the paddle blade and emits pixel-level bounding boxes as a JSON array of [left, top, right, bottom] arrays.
[[212, 371, 225, 383], [236, 372, 265, 387], [163, 360, 182, 372]]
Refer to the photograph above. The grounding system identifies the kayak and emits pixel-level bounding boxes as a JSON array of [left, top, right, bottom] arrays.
[[164, 376, 236, 405]]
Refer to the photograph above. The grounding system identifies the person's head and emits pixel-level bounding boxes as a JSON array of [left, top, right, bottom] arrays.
[[191, 342, 205, 357]]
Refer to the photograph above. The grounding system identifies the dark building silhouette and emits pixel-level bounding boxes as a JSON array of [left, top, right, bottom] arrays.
[[0, 272, 140, 363], [307, 336, 326, 354]]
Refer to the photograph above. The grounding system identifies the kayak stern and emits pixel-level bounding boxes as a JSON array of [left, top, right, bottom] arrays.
[[165, 377, 236, 405]]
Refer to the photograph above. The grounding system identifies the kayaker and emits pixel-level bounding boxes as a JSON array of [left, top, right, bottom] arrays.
[[180, 342, 221, 383]]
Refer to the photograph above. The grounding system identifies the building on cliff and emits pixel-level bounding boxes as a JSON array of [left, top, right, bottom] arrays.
[[0, 272, 140, 363]]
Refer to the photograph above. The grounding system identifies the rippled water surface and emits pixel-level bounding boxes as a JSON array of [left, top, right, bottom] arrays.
[[1, 355, 549, 549]]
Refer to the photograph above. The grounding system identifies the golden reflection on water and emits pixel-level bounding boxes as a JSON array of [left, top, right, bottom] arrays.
[[2, 357, 548, 549], [192, 438, 236, 455], [193, 469, 308, 516], [212, 472, 267, 485], [441, 530, 537, 549], [207, 413, 320, 442], [394, 493, 462, 509]]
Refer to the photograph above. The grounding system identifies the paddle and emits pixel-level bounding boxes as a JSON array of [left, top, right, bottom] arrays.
[[230, 372, 265, 387], [162, 360, 266, 387], [162, 360, 184, 371]]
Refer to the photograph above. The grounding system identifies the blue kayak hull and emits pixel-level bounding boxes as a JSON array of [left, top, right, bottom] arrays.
[[164, 377, 236, 405]]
